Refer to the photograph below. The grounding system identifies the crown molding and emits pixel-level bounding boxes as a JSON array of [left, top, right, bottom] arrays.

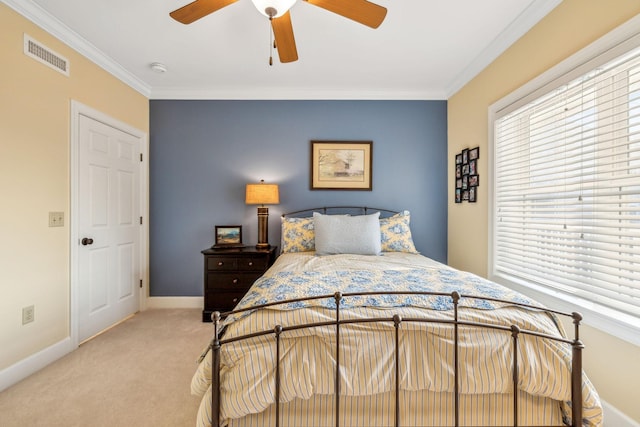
[[2, 0, 151, 97], [150, 86, 447, 101], [2, 0, 559, 101], [445, 0, 562, 98]]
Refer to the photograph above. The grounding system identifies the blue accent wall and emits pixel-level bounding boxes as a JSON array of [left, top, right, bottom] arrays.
[[150, 100, 447, 296]]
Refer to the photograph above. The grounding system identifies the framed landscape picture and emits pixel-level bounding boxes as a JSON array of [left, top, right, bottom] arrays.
[[310, 141, 372, 190], [213, 225, 243, 248]]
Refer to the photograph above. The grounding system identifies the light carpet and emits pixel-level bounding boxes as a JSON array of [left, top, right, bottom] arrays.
[[0, 309, 212, 427]]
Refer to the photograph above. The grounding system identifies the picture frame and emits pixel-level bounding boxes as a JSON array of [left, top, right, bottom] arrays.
[[213, 225, 244, 248], [469, 159, 477, 175], [469, 186, 477, 202], [469, 147, 480, 161], [310, 140, 372, 190], [454, 145, 480, 204]]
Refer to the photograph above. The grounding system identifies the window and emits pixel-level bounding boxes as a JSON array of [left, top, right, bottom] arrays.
[[490, 24, 640, 341]]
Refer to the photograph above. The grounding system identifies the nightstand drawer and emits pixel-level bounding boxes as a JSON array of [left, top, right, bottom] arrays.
[[206, 292, 245, 312], [207, 257, 238, 271], [238, 257, 269, 271], [206, 272, 260, 290]]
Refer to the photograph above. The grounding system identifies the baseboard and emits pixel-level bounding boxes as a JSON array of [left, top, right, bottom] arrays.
[[0, 337, 75, 392], [146, 296, 203, 309], [602, 399, 640, 427]]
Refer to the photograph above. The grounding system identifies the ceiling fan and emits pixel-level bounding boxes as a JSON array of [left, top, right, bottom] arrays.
[[169, 0, 387, 64]]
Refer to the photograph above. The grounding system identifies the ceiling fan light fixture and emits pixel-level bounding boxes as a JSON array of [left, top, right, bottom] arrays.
[[251, 0, 296, 18]]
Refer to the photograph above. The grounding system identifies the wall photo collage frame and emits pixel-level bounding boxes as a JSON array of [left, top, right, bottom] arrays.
[[455, 146, 479, 203]]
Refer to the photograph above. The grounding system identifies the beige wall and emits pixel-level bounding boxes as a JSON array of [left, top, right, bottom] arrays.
[[448, 0, 640, 422], [0, 4, 148, 370]]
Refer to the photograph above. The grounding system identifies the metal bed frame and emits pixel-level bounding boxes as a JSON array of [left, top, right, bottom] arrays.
[[208, 293, 584, 427], [281, 206, 400, 218], [206, 207, 585, 427]]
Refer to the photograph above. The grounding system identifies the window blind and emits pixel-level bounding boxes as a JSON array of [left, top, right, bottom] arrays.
[[493, 45, 640, 319]]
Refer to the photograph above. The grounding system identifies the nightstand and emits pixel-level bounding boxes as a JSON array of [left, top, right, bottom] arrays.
[[200, 246, 277, 322]]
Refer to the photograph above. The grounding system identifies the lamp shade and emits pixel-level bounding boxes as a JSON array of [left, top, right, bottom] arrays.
[[251, 0, 296, 17], [246, 181, 280, 205]]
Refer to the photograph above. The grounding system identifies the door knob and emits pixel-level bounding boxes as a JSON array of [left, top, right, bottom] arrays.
[[81, 238, 94, 246]]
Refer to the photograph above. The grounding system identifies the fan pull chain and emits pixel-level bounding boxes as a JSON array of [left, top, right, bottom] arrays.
[[269, 17, 274, 66]]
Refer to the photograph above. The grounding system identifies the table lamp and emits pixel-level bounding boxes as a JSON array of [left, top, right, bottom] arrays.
[[245, 180, 279, 249]]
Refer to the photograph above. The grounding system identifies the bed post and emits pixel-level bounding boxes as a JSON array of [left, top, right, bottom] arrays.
[[211, 312, 222, 427], [510, 325, 521, 427], [451, 291, 460, 427], [393, 314, 402, 427], [334, 292, 343, 427], [571, 312, 584, 427], [274, 325, 283, 427]]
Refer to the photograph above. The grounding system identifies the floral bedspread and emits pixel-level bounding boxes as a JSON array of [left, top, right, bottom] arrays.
[[226, 267, 543, 324]]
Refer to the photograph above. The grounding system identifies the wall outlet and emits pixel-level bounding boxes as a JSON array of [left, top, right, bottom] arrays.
[[49, 211, 64, 227], [22, 305, 35, 325]]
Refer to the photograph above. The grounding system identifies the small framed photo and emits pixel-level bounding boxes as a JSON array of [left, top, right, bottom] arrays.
[[456, 164, 462, 178], [455, 188, 462, 203], [469, 186, 477, 203], [469, 147, 480, 161], [468, 174, 479, 187], [469, 159, 477, 175], [462, 148, 469, 164], [455, 153, 463, 165], [456, 178, 462, 189], [213, 225, 244, 248]]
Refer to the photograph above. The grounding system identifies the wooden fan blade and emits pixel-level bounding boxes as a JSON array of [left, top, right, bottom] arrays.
[[305, 0, 386, 28], [170, 0, 238, 24], [271, 12, 298, 63]]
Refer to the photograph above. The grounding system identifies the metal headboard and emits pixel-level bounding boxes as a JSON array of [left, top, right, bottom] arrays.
[[282, 206, 399, 218]]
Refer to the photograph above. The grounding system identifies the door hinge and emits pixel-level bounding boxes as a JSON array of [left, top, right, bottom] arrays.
[[140, 153, 143, 162], [140, 216, 143, 225], [139, 279, 143, 288]]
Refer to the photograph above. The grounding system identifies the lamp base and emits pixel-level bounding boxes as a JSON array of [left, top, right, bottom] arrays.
[[256, 206, 270, 249]]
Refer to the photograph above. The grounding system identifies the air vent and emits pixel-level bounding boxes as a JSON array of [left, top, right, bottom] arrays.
[[24, 34, 70, 76]]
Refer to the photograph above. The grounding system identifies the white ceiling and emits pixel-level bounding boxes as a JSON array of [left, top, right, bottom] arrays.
[[4, 0, 561, 99]]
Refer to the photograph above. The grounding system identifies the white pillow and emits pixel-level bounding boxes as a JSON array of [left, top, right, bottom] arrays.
[[313, 212, 381, 255]]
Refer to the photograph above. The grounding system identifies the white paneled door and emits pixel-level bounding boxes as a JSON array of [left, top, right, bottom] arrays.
[[77, 114, 141, 342]]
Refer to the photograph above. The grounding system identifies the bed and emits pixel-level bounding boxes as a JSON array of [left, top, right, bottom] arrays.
[[192, 207, 603, 427]]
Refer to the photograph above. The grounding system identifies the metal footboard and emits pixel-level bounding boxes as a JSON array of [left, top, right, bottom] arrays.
[[209, 291, 584, 427]]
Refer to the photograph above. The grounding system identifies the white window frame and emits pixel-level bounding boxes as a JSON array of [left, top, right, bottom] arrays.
[[488, 14, 640, 346]]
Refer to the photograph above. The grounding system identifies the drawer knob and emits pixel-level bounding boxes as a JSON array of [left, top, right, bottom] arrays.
[[248, 261, 253, 266], [233, 297, 238, 303], [217, 261, 224, 266], [232, 278, 238, 284]]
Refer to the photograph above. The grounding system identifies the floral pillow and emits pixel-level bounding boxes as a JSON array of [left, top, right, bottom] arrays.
[[281, 216, 315, 253], [379, 210, 418, 253], [281, 210, 418, 254]]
